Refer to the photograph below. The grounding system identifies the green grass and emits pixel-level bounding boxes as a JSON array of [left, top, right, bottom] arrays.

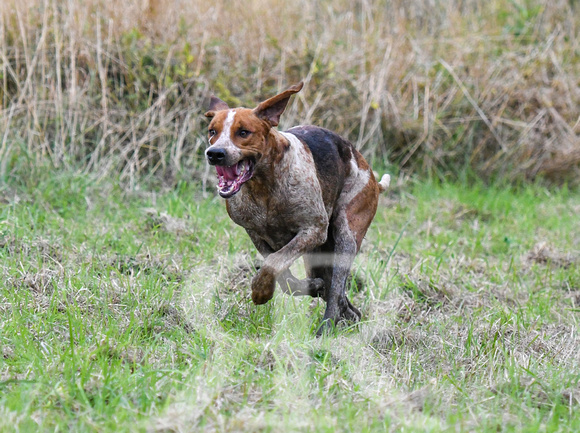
[[1, 171, 579, 432]]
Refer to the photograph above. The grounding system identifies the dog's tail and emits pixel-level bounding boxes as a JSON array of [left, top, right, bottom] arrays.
[[377, 173, 391, 193]]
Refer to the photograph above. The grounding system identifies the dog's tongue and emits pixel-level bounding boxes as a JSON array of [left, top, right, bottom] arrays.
[[214, 160, 254, 198], [215, 164, 239, 181]]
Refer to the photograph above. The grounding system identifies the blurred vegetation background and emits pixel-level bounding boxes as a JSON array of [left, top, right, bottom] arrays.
[[0, 0, 579, 186]]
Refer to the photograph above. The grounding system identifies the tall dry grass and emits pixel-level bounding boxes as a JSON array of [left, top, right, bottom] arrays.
[[0, 0, 579, 185]]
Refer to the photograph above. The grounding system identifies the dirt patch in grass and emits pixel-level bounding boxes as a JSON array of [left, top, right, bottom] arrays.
[[143, 208, 193, 235], [0, 236, 64, 264], [370, 327, 427, 353], [526, 242, 578, 269], [108, 252, 183, 281], [157, 304, 196, 334], [1, 268, 62, 313], [223, 255, 257, 295]]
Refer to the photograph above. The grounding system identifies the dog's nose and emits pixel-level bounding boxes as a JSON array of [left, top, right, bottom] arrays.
[[206, 148, 227, 165]]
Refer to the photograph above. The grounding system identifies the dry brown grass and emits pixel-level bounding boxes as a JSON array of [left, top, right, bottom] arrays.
[[0, 0, 579, 184]]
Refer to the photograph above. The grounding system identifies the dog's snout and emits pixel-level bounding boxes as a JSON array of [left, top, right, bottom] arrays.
[[206, 148, 227, 165]]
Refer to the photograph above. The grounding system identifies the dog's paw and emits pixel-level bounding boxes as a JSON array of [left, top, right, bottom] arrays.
[[251, 268, 276, 305], [316, 297, 361, 337], [308, 278, 325, 297]]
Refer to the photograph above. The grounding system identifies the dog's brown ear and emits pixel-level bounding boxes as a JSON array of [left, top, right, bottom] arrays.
[[204, 96, 230, 118], [253, 82, 303, 127]]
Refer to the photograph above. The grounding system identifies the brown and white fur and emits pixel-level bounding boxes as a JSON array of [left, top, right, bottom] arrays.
[[205, 82, 390, 334]]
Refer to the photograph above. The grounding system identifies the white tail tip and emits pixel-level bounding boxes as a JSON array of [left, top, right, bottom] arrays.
[[378, 174, 391, 192]]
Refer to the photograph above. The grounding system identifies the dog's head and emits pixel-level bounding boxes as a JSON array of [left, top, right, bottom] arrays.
[[204, 82, 303, 198]]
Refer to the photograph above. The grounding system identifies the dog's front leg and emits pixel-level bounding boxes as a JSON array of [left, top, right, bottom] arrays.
[[251, 226, 327, 304], [247, 230, 324, 299]]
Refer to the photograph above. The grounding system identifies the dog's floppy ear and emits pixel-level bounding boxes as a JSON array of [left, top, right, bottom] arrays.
[[253, 82, 303, 127], [205, 96, 230, 118]]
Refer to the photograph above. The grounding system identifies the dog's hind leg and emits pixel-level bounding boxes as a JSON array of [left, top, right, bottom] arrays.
[[277, 268, 324, 297], [301, 241, 335, 300], [317, 216, 361, 335], [317, 177, 379, 336]]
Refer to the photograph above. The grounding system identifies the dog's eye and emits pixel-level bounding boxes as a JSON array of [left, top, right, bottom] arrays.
[[208, 129, 217, 137], [238, 129, 251, 138]]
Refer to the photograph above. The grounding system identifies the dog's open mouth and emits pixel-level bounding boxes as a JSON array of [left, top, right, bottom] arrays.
[[215, 159, 254, 198]]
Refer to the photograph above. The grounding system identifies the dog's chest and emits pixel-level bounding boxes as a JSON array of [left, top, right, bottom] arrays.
[[226, 132, 328, 249], [227, 194, 299, 247], [227, 174, 324, 235]]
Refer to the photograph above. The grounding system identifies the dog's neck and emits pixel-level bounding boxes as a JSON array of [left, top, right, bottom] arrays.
[[243, 128, 296, 196]]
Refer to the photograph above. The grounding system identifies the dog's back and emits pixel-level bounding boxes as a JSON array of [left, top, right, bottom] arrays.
[[286, 125, 352, 211]]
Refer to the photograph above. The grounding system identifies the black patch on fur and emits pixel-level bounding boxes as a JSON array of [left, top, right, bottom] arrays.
[[286, 125, 355, 211], [286, 125, 353, 186]]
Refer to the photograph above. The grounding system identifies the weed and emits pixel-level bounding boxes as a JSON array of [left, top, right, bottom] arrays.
[[0, 0, 579, 185]]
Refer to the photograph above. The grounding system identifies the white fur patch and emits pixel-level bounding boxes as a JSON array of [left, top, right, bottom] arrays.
[[279, 130, 328, 216], [214, 109, 236, 147], [278, 131, 298, 145], [279, 131, 313, 170], [378, 174, 391, 191], [338, 158, 371, 208]]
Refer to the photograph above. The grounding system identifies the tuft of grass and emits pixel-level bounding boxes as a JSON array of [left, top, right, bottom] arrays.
[[0, 0, 579, 185], [1, 170, 579, 431]]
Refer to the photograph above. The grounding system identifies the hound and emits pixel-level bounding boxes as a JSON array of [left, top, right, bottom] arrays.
[[205, 82, 390, 334]]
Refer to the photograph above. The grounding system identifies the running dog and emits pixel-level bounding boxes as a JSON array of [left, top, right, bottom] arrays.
[[205, 82, 389, 333]]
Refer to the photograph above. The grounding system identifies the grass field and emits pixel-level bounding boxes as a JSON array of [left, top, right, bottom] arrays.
[[1, 0, 579, 431], [1, 171, 579, 431]]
